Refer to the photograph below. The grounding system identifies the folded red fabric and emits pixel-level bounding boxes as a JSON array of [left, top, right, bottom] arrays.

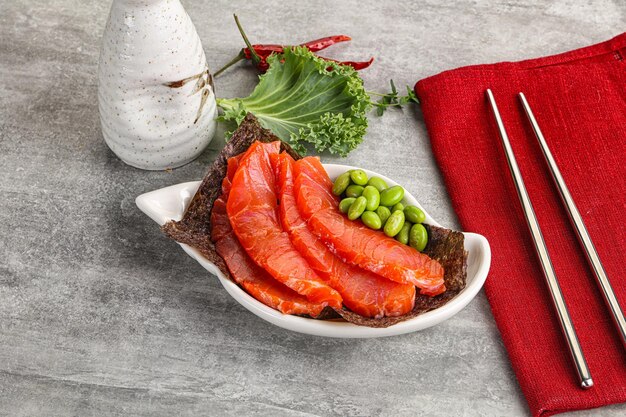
[[415, 34, 626, 416]]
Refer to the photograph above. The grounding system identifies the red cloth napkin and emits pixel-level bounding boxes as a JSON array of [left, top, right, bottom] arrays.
[[415, 34, 626, 416]]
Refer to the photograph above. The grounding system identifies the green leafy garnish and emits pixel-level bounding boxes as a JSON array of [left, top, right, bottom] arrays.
[[216, 46, 371, 156], [370, 79, 419, 116]]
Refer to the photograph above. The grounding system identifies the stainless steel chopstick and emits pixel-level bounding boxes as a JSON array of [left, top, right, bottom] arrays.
[[486, 89, 593, 389], [519, 92, 626, 351]]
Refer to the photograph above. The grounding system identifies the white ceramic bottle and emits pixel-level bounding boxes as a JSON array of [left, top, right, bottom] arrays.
[[98, 0, 217, 170]]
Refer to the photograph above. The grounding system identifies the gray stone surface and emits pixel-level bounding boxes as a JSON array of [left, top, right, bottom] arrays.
[[0, 0, 624, 416]]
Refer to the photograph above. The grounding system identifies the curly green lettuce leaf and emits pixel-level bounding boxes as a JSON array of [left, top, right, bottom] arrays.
[[216, 46, 371, 156]]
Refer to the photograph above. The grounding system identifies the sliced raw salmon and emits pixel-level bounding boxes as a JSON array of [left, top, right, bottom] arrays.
[[227, 141, 343, 309], [215, 234, 326, 317], [274, 153, 415, 317], [210, 195, 231, 242], [293, 157, 446, 296], [226, 154, 242, 183], [209, 154, 326, 317], [297, 157, 335, 191]]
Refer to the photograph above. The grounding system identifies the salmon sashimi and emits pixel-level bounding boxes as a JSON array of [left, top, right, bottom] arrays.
[[215, 234, 327, 317], [210, 195, 231, 242], [212, 168, 236, 241], [274, 153, 415, 317], [293, 157, 446, 296], [226, 154, 242, 183], [209, 155, 326, 317], [297, 156, 336, 191], [226, 141, 343, 308]]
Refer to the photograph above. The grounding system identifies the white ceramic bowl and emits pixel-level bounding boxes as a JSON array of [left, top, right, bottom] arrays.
[[136, 164, 491, 338]]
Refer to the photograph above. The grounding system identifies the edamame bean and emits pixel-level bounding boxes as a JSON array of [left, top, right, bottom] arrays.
[[367, 176, 388, 192], [376, 206, 391, 225], [332, 172, 352, 196], [404, 205, 426, 224], [362, 185, 380, 211], [383, 210, 405, 237], [391, 202, 404, 212], [350, 169, 368, 186], [380, 185, 404, 207], [345, 185, 364, 198], [339, 197, 356, 213], [361, 211, 382, 230], [395, 222, 412, 245], [409, 223, 428, 252], [348, 196, 367, 220]]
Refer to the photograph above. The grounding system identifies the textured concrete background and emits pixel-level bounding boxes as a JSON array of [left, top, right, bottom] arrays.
[[0, 0, 625, 416]]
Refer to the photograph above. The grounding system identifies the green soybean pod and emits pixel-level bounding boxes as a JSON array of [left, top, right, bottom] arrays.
[[345, 184, 364, 198], [367, 176, 388, 192], [376, 206, 391, 225], [350, 169, 368, 186], [391, 202, 404, 212], [380, 185, 404, 207], [339, 197, 356, 213], [348, 196, 367, 220], [395, 222, 412, 245], [332, 172, 352, 196], [362, 185, 380, 211], [361, 211, 382, 230], [409, 223, 428, 252], [383, 209, 405, 237], [404, 205, 426, 224]]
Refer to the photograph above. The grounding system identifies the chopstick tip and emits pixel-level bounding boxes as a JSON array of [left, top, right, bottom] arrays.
[[581, 378, 594, 389]]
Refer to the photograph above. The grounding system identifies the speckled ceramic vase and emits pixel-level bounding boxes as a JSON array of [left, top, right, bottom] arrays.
[[98, 0, 217, 170]]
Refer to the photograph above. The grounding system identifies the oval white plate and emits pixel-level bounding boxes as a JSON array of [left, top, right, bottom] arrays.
[[136, 164, 491, 338]]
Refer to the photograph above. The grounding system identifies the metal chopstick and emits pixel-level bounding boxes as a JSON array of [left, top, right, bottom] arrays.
[[486, 89, 593, 389], [519, 92, 626, 351]]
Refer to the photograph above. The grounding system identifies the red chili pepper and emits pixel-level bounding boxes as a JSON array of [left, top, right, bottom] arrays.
[[301, 35, 351, 52], [257, 60, 270, 72], [213, 15, 374, 77], [322, 56, 375, 71], [242, 35, 351, 61], [243, 44, 283, 60]]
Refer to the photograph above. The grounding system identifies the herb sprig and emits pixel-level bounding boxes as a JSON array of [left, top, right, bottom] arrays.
[[369, 80, 419, 116]]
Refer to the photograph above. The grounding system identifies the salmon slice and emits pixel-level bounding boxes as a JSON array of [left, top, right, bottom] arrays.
[[274, 153, 415, 318], [297, 157, 335, 190], [210, 195, 231, 242], [226, 154, 242, 183], [293, 156, 338, 211], [226, 141, 343, 309], [293, 157, 446, 296], [209, 155, 326, 317], [215, 234, 327, 317]]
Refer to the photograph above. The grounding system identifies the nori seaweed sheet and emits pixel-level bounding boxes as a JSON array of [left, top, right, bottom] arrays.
[[162, 113, 467, 328]]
